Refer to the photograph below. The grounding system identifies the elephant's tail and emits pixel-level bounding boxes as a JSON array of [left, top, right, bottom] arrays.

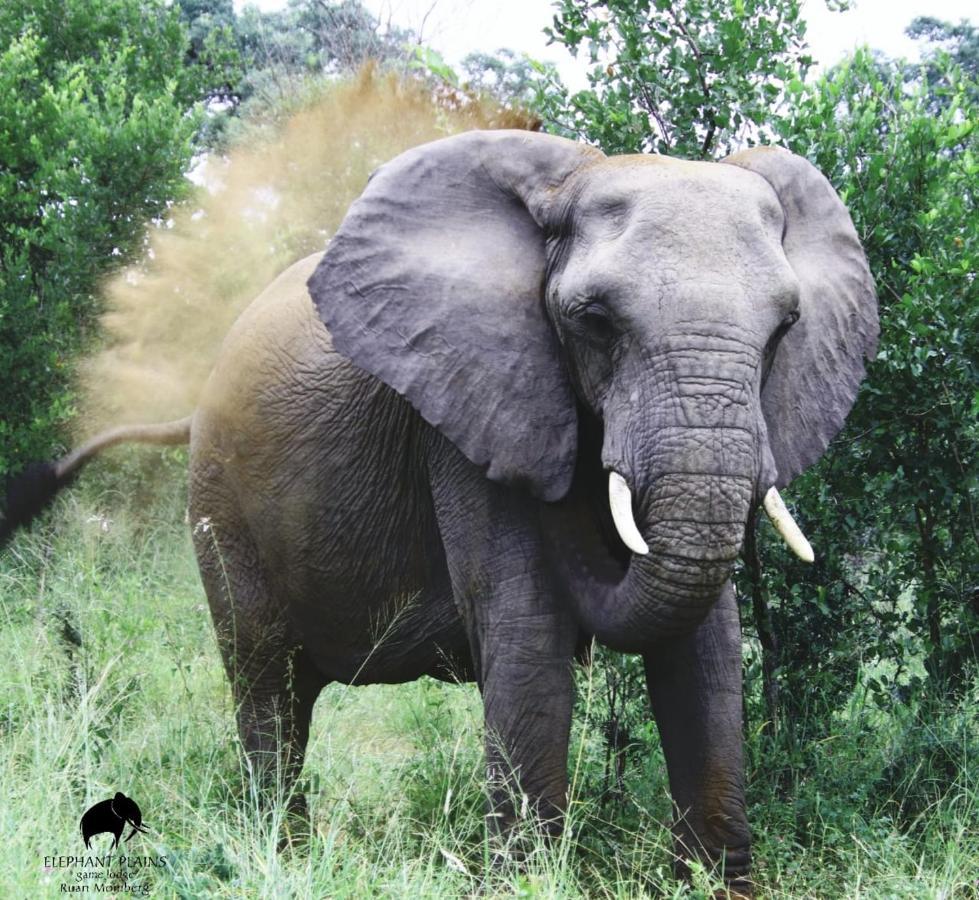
[[1, 416, 192, 550]]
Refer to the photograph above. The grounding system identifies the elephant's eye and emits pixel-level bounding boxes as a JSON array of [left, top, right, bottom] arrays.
[[570, 301, 615, 343]]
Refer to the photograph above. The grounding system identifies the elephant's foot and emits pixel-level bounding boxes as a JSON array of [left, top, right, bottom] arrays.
[[483, 788, 567, 869], [716, 879, 754, 900], [674, 839, 753, 899], [240, 747, 315, 852]]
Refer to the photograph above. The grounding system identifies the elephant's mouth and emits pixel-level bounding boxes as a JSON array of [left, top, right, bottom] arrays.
[[606, 468, 813, 563]]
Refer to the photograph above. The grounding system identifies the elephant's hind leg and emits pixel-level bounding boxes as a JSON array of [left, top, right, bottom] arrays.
[[191, 501, 327, 829]]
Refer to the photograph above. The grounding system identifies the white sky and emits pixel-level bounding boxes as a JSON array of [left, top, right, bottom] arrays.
[[237, 0, 975, 90]]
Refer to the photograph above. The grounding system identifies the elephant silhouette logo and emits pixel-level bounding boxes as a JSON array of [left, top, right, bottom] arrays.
[[79, 792, 148, 849]]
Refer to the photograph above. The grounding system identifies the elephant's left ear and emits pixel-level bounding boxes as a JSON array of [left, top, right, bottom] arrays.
[[722, 147, 879, 486], [308, 130, 603, 501]]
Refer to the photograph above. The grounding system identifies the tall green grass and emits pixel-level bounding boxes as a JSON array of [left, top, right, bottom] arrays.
[[1, 454, 976, 898]]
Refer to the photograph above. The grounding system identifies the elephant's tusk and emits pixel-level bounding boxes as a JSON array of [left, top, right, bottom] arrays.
[[762, 487, 814, 563], [608, 471, 649, 556]]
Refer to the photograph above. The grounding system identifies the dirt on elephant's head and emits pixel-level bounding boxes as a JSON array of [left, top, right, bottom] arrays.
[[78, 66, 536, 433]]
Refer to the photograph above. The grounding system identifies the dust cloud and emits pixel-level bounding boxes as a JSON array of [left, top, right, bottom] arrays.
[[78, 69, 535, 433]]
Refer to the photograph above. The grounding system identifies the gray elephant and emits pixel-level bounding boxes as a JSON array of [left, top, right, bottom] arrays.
[[2, 130, 877, 893]]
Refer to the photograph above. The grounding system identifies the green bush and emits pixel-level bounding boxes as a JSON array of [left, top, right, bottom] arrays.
[[760, 48, 979, 715]]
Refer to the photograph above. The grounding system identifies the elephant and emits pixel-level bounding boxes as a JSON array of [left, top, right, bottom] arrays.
[[1, 130, 877, 893], [80, 792, 148, 849]]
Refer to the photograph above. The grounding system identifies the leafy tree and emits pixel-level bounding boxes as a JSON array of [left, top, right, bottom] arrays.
[[290, 0, 413, 71], [178, 0, 416, 141], [904, 16, 979, 118], [906, 15, 979, 83], [460, 49, 550, 111], [176, 0, 241, 105], [0, 0, 207, 475], [180, 0, 237, 55], [536, 0, 814, 157]]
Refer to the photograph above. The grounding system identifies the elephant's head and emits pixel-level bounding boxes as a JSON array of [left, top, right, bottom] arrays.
[[308, 131, 877, 650]]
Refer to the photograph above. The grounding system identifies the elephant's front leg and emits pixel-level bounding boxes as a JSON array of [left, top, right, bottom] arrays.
[[430, 449, 578, 838], [644, 582, 752, 897], [479, 592, 578, 837]]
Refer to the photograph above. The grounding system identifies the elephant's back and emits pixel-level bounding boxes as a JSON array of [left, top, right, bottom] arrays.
[[192, 251, 398, 504], [193, 251, 358, 468], [198, 252, 334, 416], [192, 249, 418, 476]]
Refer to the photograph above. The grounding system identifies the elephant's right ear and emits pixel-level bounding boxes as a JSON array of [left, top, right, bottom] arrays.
[[308, 130, 603, 502]]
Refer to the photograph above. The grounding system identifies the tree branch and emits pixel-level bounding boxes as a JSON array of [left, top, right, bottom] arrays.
[[665, 5, 717, 156]]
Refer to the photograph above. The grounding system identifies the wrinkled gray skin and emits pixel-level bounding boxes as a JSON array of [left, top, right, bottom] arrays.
[[190, 131, 877, 892]]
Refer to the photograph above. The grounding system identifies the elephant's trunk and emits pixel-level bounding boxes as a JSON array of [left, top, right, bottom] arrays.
[[569, 341, 764, 651], [591, 459, 753, 651]]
